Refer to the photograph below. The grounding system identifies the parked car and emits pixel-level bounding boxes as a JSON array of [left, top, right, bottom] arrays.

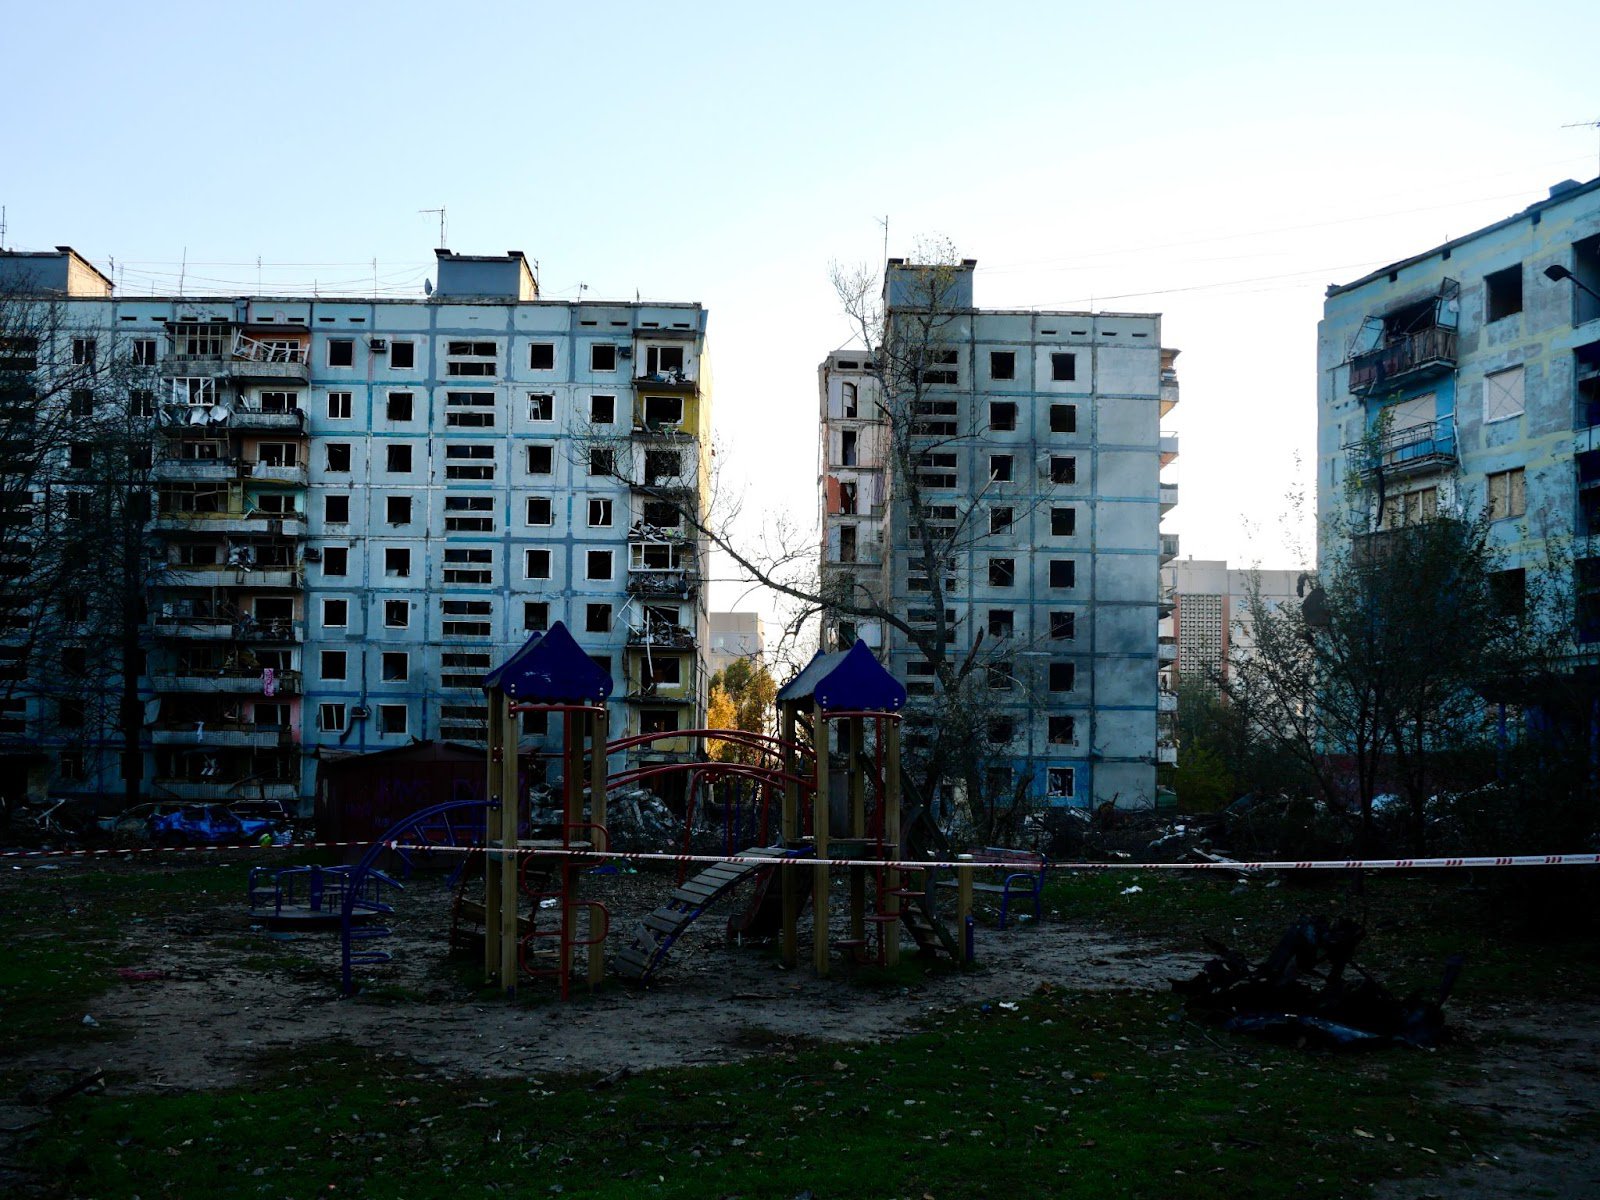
[[99, 802, 286, 846]]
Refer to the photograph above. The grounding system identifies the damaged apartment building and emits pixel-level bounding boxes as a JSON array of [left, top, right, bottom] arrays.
[[0, 246, 712, 813], [817, 259, 1180, 809], [1318, 176, 1600, 692]]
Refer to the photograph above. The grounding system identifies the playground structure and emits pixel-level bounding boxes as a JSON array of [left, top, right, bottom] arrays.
[[327, 622, 972, 998]]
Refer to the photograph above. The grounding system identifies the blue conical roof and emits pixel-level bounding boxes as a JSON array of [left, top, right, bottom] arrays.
[[483, 621, 613, 702], [775, 640, 907, 713]]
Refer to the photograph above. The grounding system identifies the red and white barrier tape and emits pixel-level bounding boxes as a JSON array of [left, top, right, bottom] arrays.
[[6, 838, 1599, 874]]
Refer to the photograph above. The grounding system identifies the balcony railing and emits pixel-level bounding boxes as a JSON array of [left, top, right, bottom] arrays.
[[151, 615, 304, 642], [626, 568, 699, 598], [1348, 326, 1458, 396], [626, 621, 697, 650], [1344, 416, 1457, 477], [150, 669, 301, 695]]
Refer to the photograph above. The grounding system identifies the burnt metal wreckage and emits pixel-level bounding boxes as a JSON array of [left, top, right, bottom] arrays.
[[1173, 915, 1464, 1049]]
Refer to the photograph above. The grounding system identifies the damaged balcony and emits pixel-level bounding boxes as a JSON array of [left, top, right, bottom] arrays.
[[149, 668, 301, 695], [229, 331, 310, 383], [626, 620, 697, 651], [1344, 416, 1458, 479], [1346, 282, 1461, 397], [150, 615, 304, 642], [150, 722, 295, 749], [1159, 533, 1179, 564]]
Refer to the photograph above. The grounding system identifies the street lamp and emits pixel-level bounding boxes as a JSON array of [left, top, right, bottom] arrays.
[[1543, 263, 1600, 303]]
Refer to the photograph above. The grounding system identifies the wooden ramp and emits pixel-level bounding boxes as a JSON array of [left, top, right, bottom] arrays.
[[613, 845, 811, 983]]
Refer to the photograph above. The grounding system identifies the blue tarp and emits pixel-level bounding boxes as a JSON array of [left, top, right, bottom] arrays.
[[483, 621, 614, 703], [775, 640, 906, 713]]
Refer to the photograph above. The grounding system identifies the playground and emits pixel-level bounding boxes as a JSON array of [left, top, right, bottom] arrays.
[[5, 626, 1600, 1197]]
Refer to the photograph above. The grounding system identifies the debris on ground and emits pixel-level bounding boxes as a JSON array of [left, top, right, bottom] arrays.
[[1172, 916, 1463, 1049]]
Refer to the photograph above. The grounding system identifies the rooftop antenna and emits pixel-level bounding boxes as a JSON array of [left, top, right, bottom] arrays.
[[0, 205, 7, 250], [178, 247, 187, 296], [877, 213, 889, 265], [1564, 118, 1600, 178], [419, 206, 447, 249]]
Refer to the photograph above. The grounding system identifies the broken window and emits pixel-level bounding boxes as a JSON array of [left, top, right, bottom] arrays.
[[645, 345, 686, 377], [591, 344, 617, 372], [445, 391, 495, 428], [386, 444, 413, 472], [990, 350, 1015, 380], [70, 389, 94, 416], [387, 392, 414, 421], [1571, 235, 1600, 326], [443, 547, 492, 584], [644, 449, 681, 483], [1050, 403, 1077, 434], [321, 650, 347, 681], [922, 349, 959, 385], [1050, 456, 1077, 485], [841, 382, 858, 418], [586, 550, 613, 580], [528, 393, 554, 422], [322, 598, 349, 628], [1050, 559, 1076, 588], [839, 481, 859, 515], [642, 501, 681, 529], [586, 603, 611, 633], [1051, 507, 1076, 537], [258, 390, 299, 413], [1487, 467, 1526, 521], [988, 718, 1015, 744], [1046, 767, 1075, 797], [990, 506, 1014, 534], [389, 341, 415, 370], [441, 599, 491, 637], [527, 445, 554, 475], [989, 401, 1016, 431], [589, 498, 613, 527], [840, 430, 858, 466], [324, 494, 350, 524], [591, 394, 615, 424], [523, 601, 549, 631], [1048, 716, 1076, 745], [1050, 611, 1075, 640], [529, 343, 555, 370], [385, 547, 410, 577], [444, 495, 494, 532], [1051, 352, 1076, 382], [591, 446, 616, 477], [379, 704, 408, 736], [131, 337, 157, 366], [644, 394, 684, 427], [325, 443, 351, 472], [1048, 661, 1076, 692], [71, 337, 97, 367], [988, 558, 1015, 587], [525, 549, 552, 579], [987, 661, 1013, 691], [1381, 485, 1438, 529], [322, 547, 348, 576], [911, 399, 959, 437], [446, 444, 494, 480], [989, 454, 1014, 482], [381, 599, 408, 628], [1484, 265, 1523, 322], [327, 338, 355, 367], [988, 609, 1014, 638], [638, 655, 682, 688], [838, 525, 857, 562], [445, 340, 496, 376], [526, 496, 553, 526], [1491, 568, 1527, 618]]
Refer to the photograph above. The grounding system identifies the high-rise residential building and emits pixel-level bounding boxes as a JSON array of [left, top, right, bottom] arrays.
[[1158, 558, 1302, 693], [818, 258, 1179, 809], [708, 611, 764, 677], [0, 246, 712, 813], [1316, 177, 1600, 664]]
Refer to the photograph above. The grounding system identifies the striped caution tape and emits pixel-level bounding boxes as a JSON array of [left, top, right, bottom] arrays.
[[0, 838, 381, 862]]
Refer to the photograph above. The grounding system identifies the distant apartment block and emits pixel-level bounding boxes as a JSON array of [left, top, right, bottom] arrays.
[[1158, 558, 1302, 692], [708, 611, 764, 677], [818, 259, 1180, 807], [0, 246, 713, 812]]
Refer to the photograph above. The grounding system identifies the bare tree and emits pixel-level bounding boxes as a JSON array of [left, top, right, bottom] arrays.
[[576, 244, 1063, 838]]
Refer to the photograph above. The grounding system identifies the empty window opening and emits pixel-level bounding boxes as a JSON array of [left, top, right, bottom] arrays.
[[1051, 352, 1077, 382], [445, 495, 494, 532], [990, 350, 1016, 380], [1485, 265, 1523, 322], [446, 444, 495, 480], [526, 496, 553, 526], [386, 444, 412, 472], [1050, 403, 1077, 434], [1051, 507, 1076, 537], [1048, 717, 1076, 745], [527, 445, 554, 475], [988, 558, 1015, 587], [989, 401, 1016, 431], [1050, 559, 1076, 588], [445, 340, 497, 376], [389, 341, 415, 370], [382, 652, 408, 681], [327, 338, 355, 367], [529, 343, 555, 370], [528, 393, 553, 422], [387, 392, 414, 421], [444, 547, 493, 584], [591, 344, 617, 372], [445, 391, 495, 428]]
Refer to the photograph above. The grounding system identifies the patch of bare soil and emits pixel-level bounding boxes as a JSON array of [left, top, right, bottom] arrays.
[[6, 865, 1204, 1093]]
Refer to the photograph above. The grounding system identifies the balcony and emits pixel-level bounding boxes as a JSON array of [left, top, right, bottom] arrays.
[[230, 406, 306, 433], [243, 461, 309, 487], [626, 568, 699, 599], [1159, 433, 1179, 467], [1159, 373, 1180, 418], [1159, 533, 1179, 563], [1157, 636, 1178, 663], [150, 669, 300, 695], [151, 616, 304, 642], [632, 370, 698, 393], [1348, 326, 1458, 397], [1157, 742, 1178, 765], [1157, 691, 1178, 713], [150, 723, 295, 749], [161, 565, 303, 590], [626, 622, 697, 650], [1159, 483, 1178, 511], [153, 458, 237, 483], [1345, 416, 1457, 479], [229, 333, 310, 383], [152, 510, 305, 538]]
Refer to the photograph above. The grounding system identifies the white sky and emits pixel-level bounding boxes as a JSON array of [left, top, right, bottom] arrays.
[[5, 0, 1598, 627]]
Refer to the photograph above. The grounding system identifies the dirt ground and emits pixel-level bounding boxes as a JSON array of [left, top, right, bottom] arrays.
[[7, 861, 1600, 1196]]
